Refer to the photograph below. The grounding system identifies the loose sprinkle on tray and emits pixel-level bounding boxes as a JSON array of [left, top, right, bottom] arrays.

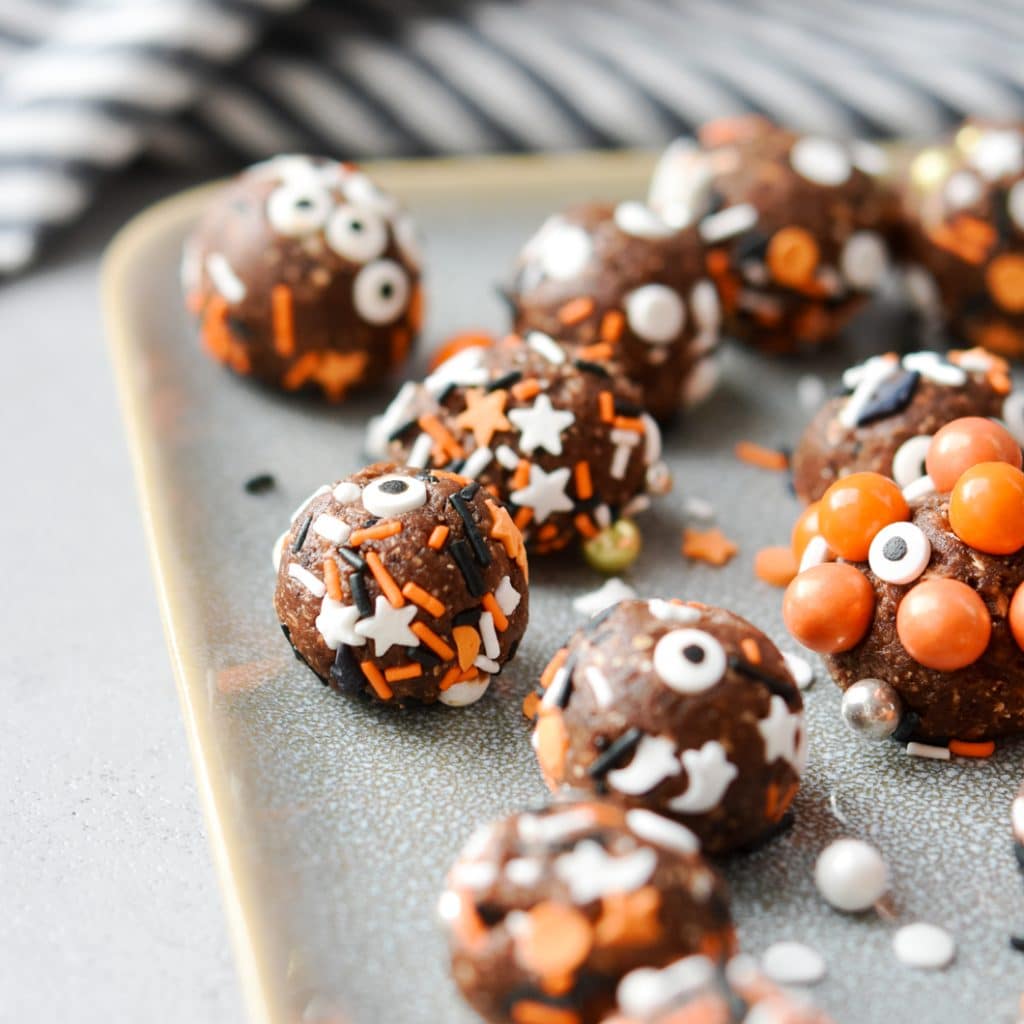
[[734, 439, 790, 471], [681, 527, 738, 566], [244, 473, 276, 494]]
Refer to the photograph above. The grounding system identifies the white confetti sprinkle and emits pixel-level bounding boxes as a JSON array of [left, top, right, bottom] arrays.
[[478, 611, 500, 660], [461, 445, 493, 480], [626, 809, 700, 856], [312, 513, 350, 545], [797, 374, 827, 411], [614, 200, 676, 238], [699, 203, 757, 243], [407, 432, 434, 469], [892, 923, 955, 970], [906, 741, 950, 761], [287, 562, 325, 597], [790, 136, 851, 186], [526, 330, 567, 364], [332, 481, 361, 504], [761, 941, 827, 985], [573, 577, 636, 617]]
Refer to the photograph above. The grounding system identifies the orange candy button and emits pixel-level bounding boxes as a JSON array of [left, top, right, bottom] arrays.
[[896, 578, 991, 671], [791, 501, 822, 560], [783, 562, 875, 654], [949, 462, 1024, 555], [818, 473, 909, 561], [1009, 583, 1024, 652], [925, 417, 1022, 492]]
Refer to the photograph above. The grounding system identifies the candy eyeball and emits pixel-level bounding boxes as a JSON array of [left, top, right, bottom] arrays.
[[353, 259, 410, 324], [361, 473, 427, 516], [624, 284, 686, 344], [868, 521, 931, 584], [326, 204, 388, 263], [891, 435, 933, 489], [654, 628, 727, 692], [266, 180, 333, 236]]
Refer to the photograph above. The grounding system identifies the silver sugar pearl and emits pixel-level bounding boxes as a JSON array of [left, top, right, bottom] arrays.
[[840, 678, 903, 740]]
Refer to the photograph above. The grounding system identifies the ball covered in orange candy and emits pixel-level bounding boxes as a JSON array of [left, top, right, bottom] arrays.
[[895, 578, 991, 671], [818, 473, 909, 561], [949, 462, 1024, 555], [1009, 583, 1024, 653], [925, 417, 1021, 493], [791, 501, 822, 561], [783, 562, 875, 654]]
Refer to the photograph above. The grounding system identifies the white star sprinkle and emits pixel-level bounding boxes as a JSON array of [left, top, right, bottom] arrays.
[[667, 741, 738, 814], [315, 599, 365, 650], [354, 595, 419, 656], [495, 575, 522, 616], [758, 695, 806, 770], [510, 463, 574, 523], [508, 393, 575, 456]]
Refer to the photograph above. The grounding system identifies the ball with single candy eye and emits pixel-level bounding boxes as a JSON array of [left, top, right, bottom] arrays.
[[506, 201, 722, 421], [182, 155, 423, 400], [273, 462, 529, 706], [783, 563, 876, 654], [948, 461, 1024, 554], [818, 472, 909, 561], [925, 416, 1022, 492], [530, 600, 805, 855]]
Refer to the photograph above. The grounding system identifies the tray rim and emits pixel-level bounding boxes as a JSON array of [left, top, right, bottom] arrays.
[[99, 148, 659, 1024]]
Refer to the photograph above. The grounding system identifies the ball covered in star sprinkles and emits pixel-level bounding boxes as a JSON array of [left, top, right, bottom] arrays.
[[900, 120, 1024, 359], [273, 463, 528, 707], [182, 155, 422, 400], [439, 800, 735, 1024], [366, 334, 671, 556], [505, 200, 722, 421], [648, 117, 898, 355], [784, 437, 1024, 740], [791, 348, 1015, 505], [530, 600, 806, 855]]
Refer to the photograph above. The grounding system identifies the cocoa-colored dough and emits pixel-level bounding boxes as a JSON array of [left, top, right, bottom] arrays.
[[791, 348, 1011, 504], [367, 335, 670, 555], [531, 601, 805, 856], [506, 201, 721, 420], [273, 463, 528, 706], [441, 800, 735, 1024], [827, 495, 1024, 740], [900, 120, 1024, 359], [182, 155, 422, 399], [650, 118, 899, 355]]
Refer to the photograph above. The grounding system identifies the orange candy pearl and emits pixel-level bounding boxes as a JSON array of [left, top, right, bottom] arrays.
[[896, 578, 991, 671], [818, 473, 909, 561], [791, 501, 822, 560], [925, 417, 1022, 492], [1009, 583, 1024, 652], [949, 462, 1024, 555], [783, 563, 875, 654]]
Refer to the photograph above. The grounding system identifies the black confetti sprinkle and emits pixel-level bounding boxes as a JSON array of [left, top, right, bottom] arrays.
[[729, 655, 801, 709], [1014, 841, 1024, 872], [613, 398, 644, 418], [330, 644, 364, 695], [414, 471, 439, 483], [446, 458, 466, 474], [337, 547, 367, 572], [387, 418, 418, 442], [574, 358, 610, 378], [731, 230, 770, 262], [1011, 935, 1024, 953], [460, 481, 481, 500], [437, 383, 457, 405], [453, 607, 481, 627], [892, 711, 921, 744], [406, 645, 442, 669], [450, 492, 492, 566], [487, 370, 522, 392], [349, 572, 372, 616], [244, 473, 276, 494], [291, 515, 312, 553], [450, 539, 486, 596], [587, 728, 642, 780], [226, 315, 253, 340], [855, 370, 920, 427]]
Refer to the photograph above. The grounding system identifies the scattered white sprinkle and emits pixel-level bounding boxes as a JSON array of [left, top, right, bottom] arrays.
[[584, 666, 615, 708], [902, 473, 937, 503], [287, 562, 325, 597], [1008, 179, 1024, 232], [407, 432, 434, 469], [648, 599, 700, 623], [968, 129, 1024, 181], [593, 503, 612, 529], [699, 203, 757, 243], [474, 655, 500, 674], [614, 200, 676, 238], [906, 741, 950, 761], [526, 330, 567, 364], [783, 651, 814, 690], [461, 445, 493, 480], [332, 481, 361, 504], [622, 494, 652, 518], [840, 231, 889, 290], [903, 351, 967, 387], [892, 923, 956, 970], [494, 444, 520, 470], [1013, 796, 1024, 842], [505, 857, 543, 887], [448, 861, 497, 890], [573, 577, 636, 617], [478, 611, 500, 660], [617, 955, 715, 1020], [206, 252, 246, 303], [437, 890, 461, 921], [945, 170, 983, 209], [790, 136, 851, 186], [541, 667, 571, 710], [760, 941, 827, 986], [626, 808, 700, 855], [683, 496, 715, 521], [312, 513, 351, 545], [439, 675, 490, 707], [518, 807, 597, 845], [495, 576, 522, 616], [797, 374, 827, 411], [1002, 390, 1024, 447]]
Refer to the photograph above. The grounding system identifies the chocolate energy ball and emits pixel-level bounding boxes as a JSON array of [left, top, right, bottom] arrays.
[[440, 800, 735, 1024], [791, 347, 1013, 504], [820, 494, 1024, 741], [506, 201, 722, 420], [531, 600, 805, 855], [649, 118, 898, 354], [900, 121, 1024, 358], [273, 463, 528, 707], [182, 154, 422, 399], [366, 334, 670, 556]]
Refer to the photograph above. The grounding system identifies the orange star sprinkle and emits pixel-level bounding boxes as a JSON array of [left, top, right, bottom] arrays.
[[282, 349, 368, 401], [486, 498, 528, 579], [455, 387, 511, 448], [682, 527, 738, 566]]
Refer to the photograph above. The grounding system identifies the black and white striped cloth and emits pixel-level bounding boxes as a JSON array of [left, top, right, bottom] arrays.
[[2, 0, 1024, 275]]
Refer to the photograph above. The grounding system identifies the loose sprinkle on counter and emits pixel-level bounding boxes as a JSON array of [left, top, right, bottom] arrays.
[[734, 440, 790, 471], [754, 545, 799, 587], [949, 739, 996, 758], [682, 527, 738, 566], [244, 473, 276, 494], [906, 741, 951, 761]]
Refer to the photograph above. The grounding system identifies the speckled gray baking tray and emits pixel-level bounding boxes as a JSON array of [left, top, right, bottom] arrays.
[[102, 152, 1024, 1024]]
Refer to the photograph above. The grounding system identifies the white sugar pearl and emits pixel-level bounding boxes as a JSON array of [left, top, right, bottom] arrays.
[[614, 201, 676, 238], [891, 435, 933, 489], [438, 675, 491, 707], [868, 521, 931, 584], [814, 838, 888, 912], [538, 223, 592, 280], [1003, 390, 1024, 447], [625, 284, 685, 343], [840, 231, 889, 290], [332, 481, 362, 504], [944, 170, 983, 209], [892, 923, 956, 969], [790, 136, 852, 186], [760, 941, 827, 985], [1008, 180, 1024, 233]]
